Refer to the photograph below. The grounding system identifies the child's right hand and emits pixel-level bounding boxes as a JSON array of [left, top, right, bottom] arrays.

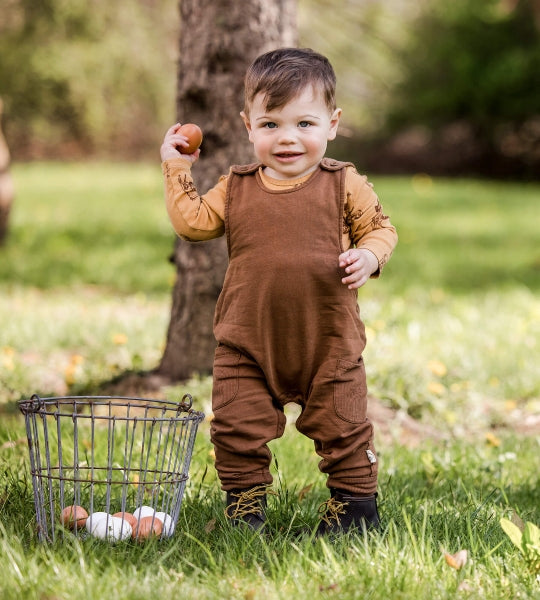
[[160, 123, 201, 163]]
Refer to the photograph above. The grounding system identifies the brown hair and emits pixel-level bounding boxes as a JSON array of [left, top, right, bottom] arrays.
[[243, 48, 337, 116]]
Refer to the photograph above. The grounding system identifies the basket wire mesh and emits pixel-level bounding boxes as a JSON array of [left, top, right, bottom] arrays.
[[19, 394, 204, 543]]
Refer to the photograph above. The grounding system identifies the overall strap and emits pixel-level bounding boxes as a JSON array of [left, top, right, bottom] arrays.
[[230, 162, 261, 176], [320, 157, 354, 171]]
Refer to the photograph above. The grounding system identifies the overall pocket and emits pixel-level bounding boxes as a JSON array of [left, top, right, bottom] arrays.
[[333, 357, 368, 423], [212, 344, 242, 411]]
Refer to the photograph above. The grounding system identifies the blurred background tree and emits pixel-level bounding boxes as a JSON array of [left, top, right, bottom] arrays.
[[387, 0, 540, 135], [368, 0, 540, 178], [0, 0, 538, 177], [0, 0, 179, 159]]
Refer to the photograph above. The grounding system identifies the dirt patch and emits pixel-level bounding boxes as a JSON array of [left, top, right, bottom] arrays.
[[95, 370, 173, 399], [367, 397, 446, 448]]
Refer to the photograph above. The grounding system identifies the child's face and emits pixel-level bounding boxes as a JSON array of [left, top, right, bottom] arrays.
[[241, 85, 341, 180]]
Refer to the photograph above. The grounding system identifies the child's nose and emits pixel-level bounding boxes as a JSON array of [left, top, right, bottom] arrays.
[[276, 126, 296, 143]]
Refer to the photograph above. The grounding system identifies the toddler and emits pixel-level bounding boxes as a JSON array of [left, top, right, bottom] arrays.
[[160, 47, 397, 535]]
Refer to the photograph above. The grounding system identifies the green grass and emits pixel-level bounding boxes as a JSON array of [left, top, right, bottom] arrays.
[[0, 162, 539, 599], [374, 174, 540, 293], [1, 418, 539, 599], [1, 162, 175, 294]]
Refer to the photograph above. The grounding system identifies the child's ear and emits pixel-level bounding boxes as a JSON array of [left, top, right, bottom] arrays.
[[327, 108, 342, 141], [240, 111, 253, 141]]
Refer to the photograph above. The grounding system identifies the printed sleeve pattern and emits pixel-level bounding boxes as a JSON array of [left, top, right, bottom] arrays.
[[343, 167, 398, 275], [162, 158, 227, 241]]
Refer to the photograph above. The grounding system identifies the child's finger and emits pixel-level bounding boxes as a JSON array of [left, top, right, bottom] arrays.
[[165, 123, 181, 137], [342, 270, 368, 289], [171, 134, 189, 148], [338, 249, 355, 267]]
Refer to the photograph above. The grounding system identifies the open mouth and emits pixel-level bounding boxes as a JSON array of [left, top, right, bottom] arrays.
[[274, 152, 303, 161]]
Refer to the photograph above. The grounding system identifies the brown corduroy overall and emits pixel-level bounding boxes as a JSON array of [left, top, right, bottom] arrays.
[[210, 159, 378, 495]]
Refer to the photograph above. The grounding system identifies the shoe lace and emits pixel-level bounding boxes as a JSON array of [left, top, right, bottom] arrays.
[[318, 496, 349, 527], [224, 485, 274, 520]]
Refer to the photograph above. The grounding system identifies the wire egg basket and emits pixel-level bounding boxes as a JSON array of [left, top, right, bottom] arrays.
[[18, 394, 204, 543]]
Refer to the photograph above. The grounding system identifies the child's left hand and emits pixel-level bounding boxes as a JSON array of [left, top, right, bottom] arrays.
[[338, 248, 379, 289]]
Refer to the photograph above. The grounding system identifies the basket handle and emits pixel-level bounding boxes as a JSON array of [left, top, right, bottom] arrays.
[[18, 394, 44, 415], [179, 393, 193, 411]]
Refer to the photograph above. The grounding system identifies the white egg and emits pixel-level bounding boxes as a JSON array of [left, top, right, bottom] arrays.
[[154, 512, 175, 537], [90, 515, 132, 542], [133, 505, 155, 520], [85, 512, 109, 532]]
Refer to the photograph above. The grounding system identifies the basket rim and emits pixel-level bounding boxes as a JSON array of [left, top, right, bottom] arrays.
[[18, 394, 204, 420]]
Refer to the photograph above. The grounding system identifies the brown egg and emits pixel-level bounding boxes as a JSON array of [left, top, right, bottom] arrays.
[[112, 511, 138, 530], [132, 515, 163, 541], [178, 123, 203, 154], [60, 505, 88, 529]]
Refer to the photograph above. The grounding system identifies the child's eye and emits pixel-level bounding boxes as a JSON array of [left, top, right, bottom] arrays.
[[263, 122, 277, 129], [298, 121, 311, 128]]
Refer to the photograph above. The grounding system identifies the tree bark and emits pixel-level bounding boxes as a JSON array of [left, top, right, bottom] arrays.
[[156, 0, 297, 381]]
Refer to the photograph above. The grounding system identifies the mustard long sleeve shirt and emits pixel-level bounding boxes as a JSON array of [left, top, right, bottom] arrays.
[[162, 157, 397, 274]]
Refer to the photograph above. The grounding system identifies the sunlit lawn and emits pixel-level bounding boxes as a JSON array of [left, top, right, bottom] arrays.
[[0, 162, 538, 599]]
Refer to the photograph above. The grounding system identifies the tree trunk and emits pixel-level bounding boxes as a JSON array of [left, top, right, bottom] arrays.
[[156, 0, 297, 381], [0, 98, 14, 246]]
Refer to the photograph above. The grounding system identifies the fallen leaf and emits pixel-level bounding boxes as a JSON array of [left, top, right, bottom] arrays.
[[1, 438, 26, 450], [485, 432, 501, 447], [504, 400, 517, 412], [298, 484, 313, 502], [427, 381, 446, 395], [428, 360, 447, 377], [443, 549, 468, 570], [511, 512, 525, 532], [204, 518, 216, 534]]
